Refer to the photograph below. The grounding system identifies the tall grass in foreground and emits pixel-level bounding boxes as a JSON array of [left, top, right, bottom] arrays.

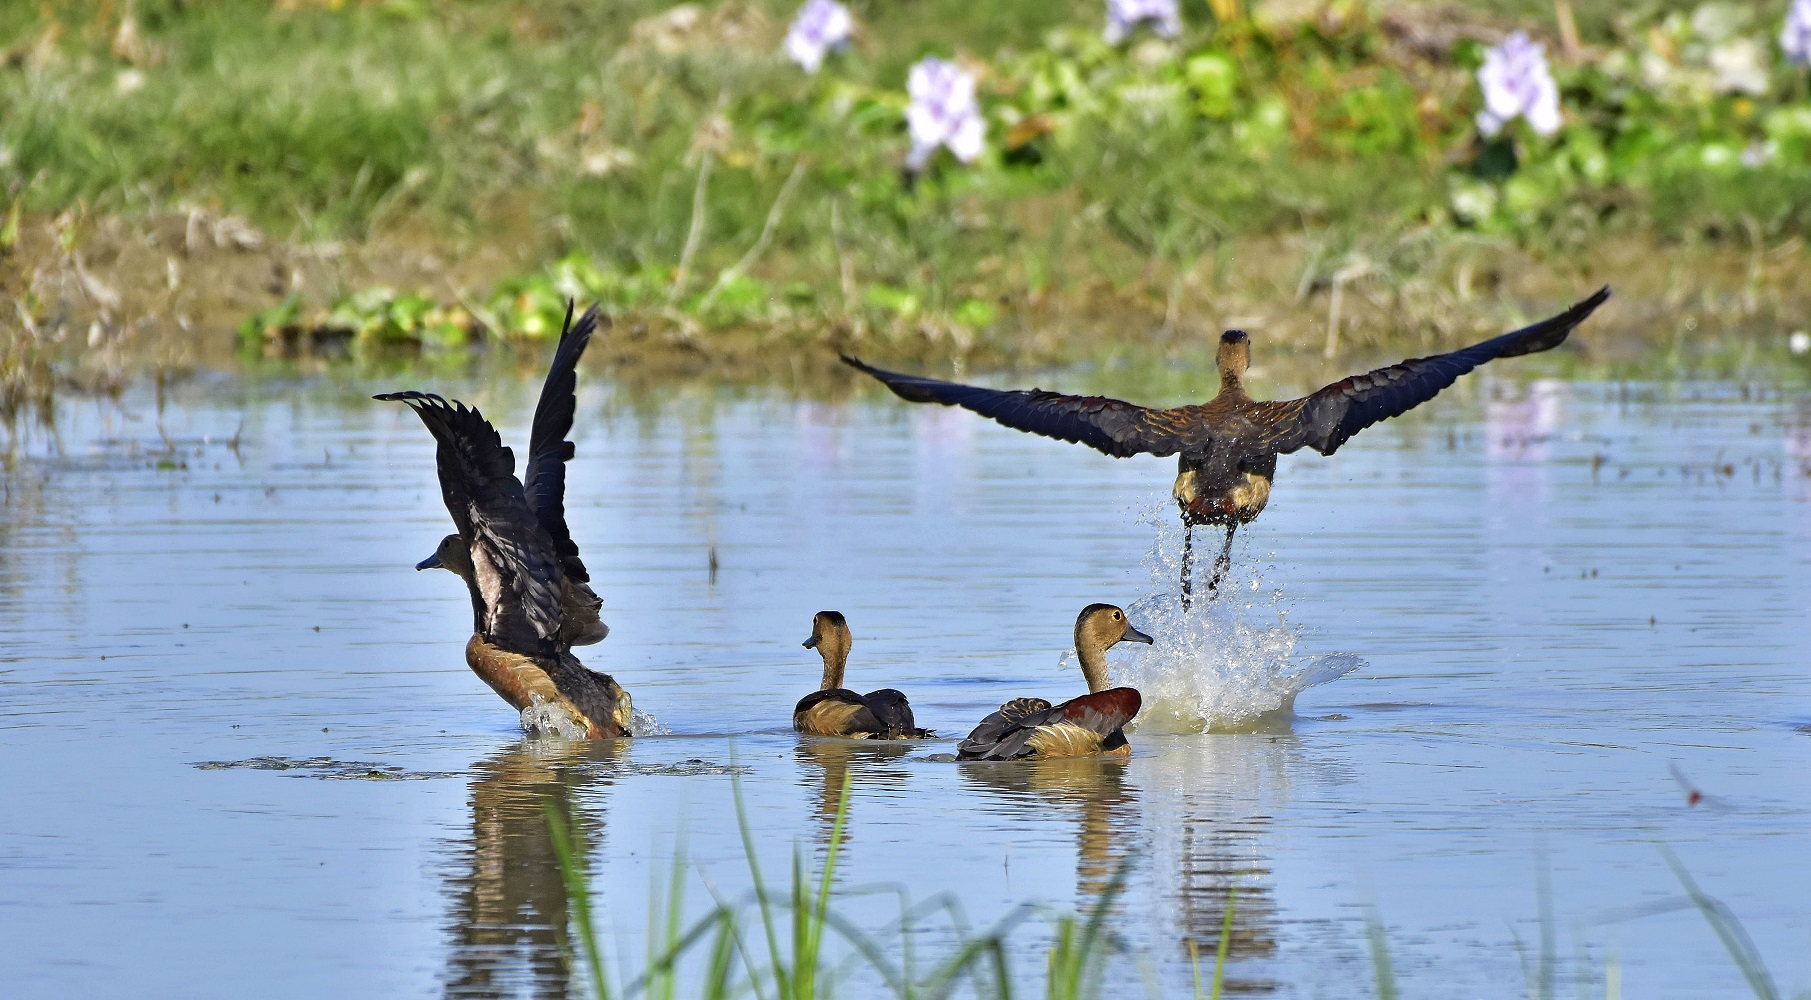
[[547, 776, 1799, 999]]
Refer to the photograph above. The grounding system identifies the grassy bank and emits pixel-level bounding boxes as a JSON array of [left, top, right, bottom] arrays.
[[4, 0, 1811, 382]]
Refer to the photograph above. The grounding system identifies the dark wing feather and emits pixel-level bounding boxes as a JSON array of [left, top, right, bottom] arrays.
[[524, 303, 602, 583], [862, 688, 930, 738], [1264, 286, 1610, 456], [375, 391, 564, 647], [841, 355, 1201, 458], [957, 697, 1057, 760]]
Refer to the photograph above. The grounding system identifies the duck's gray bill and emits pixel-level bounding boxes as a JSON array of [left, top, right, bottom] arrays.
[[802, 636, 819, 649], [415, 553, 443, 571], [1122, 624, 1155, 645]]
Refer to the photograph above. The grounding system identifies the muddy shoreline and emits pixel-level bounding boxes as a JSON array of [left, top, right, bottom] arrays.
[[5, 208, 1809, 397]]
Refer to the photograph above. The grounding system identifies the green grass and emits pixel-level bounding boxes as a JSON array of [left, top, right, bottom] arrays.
[[541, 768, 1803, 1000], [7, 1, 1811, 373]]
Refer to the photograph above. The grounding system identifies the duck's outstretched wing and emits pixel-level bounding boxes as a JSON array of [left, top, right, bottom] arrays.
[[376, 391, 563, 648], [1259, 287, 1610, 456], [525, 303, 602, 584], [841, 356, 1204, 459], [863, 688, 932, 739]]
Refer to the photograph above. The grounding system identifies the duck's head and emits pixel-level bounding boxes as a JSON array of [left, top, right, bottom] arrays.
[[415, 534, 474, 581], [1217, 329, 1251, 384], [802, 611, 853, 688], [1074, 603, 1154, 654]]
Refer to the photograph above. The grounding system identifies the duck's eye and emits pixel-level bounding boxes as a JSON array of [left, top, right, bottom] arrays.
[[1112, 611, 1122, 620]]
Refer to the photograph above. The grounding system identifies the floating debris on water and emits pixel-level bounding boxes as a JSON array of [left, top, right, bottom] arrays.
[[1115, 504, 1363, 734], [613, 758, 750, 777], [192, 756, 459, 780]]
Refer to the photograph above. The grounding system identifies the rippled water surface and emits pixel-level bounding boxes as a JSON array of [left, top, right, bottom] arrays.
[[2, 370, 1809, 999]]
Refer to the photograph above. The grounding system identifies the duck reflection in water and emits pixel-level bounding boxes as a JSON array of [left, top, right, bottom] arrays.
[[961, 757, 1139, 910], [793, 737, 916, 851], [442, 740, 620, 1000]]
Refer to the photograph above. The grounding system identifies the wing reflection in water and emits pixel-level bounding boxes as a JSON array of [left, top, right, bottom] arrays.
[[794, 738, 916, 851], [960, 757, 1140, 909], [442, 739, 623, 1000], [1137, 735, 1324, 995]]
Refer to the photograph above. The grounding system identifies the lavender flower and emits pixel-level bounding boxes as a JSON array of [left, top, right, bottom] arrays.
[[906, 57, 984, 171], [1785, 0, 1811, 66], [1104, 0, 1182, 44], [1475, 32, 1562, 138], [784, 0, 852, 74]]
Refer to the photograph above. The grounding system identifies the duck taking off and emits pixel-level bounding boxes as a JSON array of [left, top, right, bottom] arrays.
[[376, 303, 631, 738], [844, 287, 1610, 604], [794, 612, 931, 739], [957, 604, 1151, 761]]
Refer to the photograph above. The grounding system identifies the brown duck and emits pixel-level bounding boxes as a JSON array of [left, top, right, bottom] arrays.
[[844, 287, 1610, 602], [957, 604, 1151, 761], [378, 304, 631, 738], [793, 611, 930, 739]]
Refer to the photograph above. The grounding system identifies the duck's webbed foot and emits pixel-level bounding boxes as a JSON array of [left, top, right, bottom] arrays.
[[1205, 523, 1238, 595]]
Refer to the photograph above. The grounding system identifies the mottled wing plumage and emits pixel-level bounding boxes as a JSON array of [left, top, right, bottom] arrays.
[[841, 355, 1202, 458], [957, 697, 1057, 761], [1263, 286, 1611, 456], [524, 304, 602, 584], [375, 391, 564, 648]]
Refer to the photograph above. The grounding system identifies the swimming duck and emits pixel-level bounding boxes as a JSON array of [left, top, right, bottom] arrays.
[[793, 611, 930, 739], [957, 604, 1151, 761], [377, 303, 631, 738], [843, 287, 1610, 603]]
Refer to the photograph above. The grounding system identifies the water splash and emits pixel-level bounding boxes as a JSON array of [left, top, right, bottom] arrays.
[[630, 708, 670, 737], [520, 695, 591, 741], [1112, 504, 1362, 733]]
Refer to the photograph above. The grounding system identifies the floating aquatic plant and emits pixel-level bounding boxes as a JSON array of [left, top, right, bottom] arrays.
[[783, 0, 852, 74], [1475, 32, 1561, 138], [905, 56, 985, 171]]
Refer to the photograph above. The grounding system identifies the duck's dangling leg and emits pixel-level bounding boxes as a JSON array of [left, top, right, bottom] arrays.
[[1206, 523, 1238, 594], [1180, 522, 1195, 610]]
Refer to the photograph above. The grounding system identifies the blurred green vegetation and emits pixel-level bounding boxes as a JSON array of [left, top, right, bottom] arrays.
[[4, 0, 1809, 355]]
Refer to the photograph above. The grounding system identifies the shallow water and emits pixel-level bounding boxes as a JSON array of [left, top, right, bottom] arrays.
[[2, 370, 1808, 999]]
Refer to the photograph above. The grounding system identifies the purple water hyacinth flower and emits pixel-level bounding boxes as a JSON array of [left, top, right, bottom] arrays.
[[1785, 0, 1811, 66], [906, 57, 984, 171], [1475, 32, 1562, 138], [1104, 0, 1182, 44], [784, 0, 853, 74]]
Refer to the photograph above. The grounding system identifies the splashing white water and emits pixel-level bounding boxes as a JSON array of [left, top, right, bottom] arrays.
[[1112, 504, 1362, 733], [520, 695, 591, 741], [629, 708, 669, 737], [519, 696, 668, 739]]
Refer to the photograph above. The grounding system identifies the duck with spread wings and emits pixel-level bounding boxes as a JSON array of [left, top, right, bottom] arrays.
[[844, 287, 1611, 603], [376, 303, 632, 738]]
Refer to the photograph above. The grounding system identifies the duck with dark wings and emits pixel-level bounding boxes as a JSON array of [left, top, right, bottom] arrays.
[[844, 287, 1610, 603], [793, 611, 930, 739], [957, 604, 1151, 761], [376, 304, 632, 738]]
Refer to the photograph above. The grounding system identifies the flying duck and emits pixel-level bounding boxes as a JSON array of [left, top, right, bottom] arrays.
[[843, 287, 1610, 602], [957, 603, 1151, 761], [794, 611, 930, 739], [377, 303, 631, 738]]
